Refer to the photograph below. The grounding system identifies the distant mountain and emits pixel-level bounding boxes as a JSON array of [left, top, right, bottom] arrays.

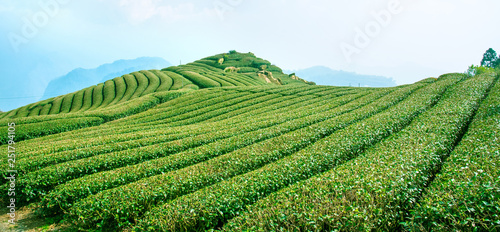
[[288, 66, 396, 87], [41, 57, 171, 100]]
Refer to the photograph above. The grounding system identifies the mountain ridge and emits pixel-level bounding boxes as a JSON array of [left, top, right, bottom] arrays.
[[288, 65, 397, 87]]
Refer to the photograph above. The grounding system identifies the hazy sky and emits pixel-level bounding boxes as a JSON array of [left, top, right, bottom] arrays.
[[1, 0, 499, 111]]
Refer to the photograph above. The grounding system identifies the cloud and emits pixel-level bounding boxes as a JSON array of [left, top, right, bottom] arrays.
[[117, 0, 211, 25], [0, 5, 14, 12]]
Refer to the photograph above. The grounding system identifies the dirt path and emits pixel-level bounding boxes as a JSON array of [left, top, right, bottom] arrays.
[[0, 206, 64, 232]]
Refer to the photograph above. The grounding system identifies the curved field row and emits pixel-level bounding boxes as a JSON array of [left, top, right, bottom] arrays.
[[408, 74, 500, 231], [184, 65, 236, 87], [0, 89, 252, 151], [130, 72, 149, 99], [6, 90, 335, 177], [6, 87, 366, 162], [0, 86, 369, 174], [0, 69, 217, 144], [118, 74, 138, 103], [38, 89, 378, 216], [66, 82, 423, 228], [60, 89, 75, 113], [88, 83, 104, 110], [108, 76, 127, 105], [134, 71, 460, 231], [100, 80, 116, 108], [164, 70, 192, 90], [80, 87, 94, 111], [1, 92, 342, 175], [139, 70, 161, 96], [2, 62, 270, 123], [4, 87, 376, 205], [4, 52, 494, 231], [1, 88, 372, 189], [10, 89, 359, 162], [69, 89, 85, 112], [221, 74, 495, 231], [177, 70, 222, 88]]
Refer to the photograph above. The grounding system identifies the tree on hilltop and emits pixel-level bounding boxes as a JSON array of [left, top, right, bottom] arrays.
[[480, 48, 498, 68]]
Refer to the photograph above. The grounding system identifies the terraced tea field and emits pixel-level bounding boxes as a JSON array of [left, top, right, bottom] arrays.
[[0, 52, 498, 231]]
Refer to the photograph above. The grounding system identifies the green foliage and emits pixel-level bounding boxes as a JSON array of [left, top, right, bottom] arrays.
[[99, 80, 116, 108], [67, 85, 419, 229], [466, 64, 497, 77], [27, 106, 42, 117], [140, 70, 161, 95], [119, 74, 138, 103], [267, 65, 282, 72], [69, 89, 85, 113], [481, 48, 498, 68], [163, 70, 190, 90], [39, 103, 52, 115], [178, 70, 221, 88], [237, 67, 259, 73], [223, 74, 496, 231], [39, 92, 349, 216], [0, 116, 104, 147], [151, 70, 173, 91], [130, 72, 149, 98], [60, 93, 75, 113], [4, 52, 498, 232], [48, 96, 64, 114], [135, 79, 456, 231], [79, 87, 94, 111], [88, 83, 104, 110], [409, 74, 500, 231], [109, 76, 126, 105]]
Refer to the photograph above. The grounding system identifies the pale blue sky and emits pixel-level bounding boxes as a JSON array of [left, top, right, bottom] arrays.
[[1, 0, 499, 111]]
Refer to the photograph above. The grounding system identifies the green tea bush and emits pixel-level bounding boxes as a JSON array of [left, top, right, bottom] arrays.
[[109, 76, 127, 105], [135, 74, 456, 231], [87, 83, 104, 110], [69, 89, 85, 113], [67, 84, 419, 229], [140, 70, 161, 96], [99, 80, 115, 108], [409, 74, 500, 231], [130, 72, 148, 98], [151, 70, 173, 92], [222, 74, 496, 231], [79, 87, 94, 111], [48, 96, 64, 114], [119, 74, 138, 103], [177, 71, 221, 88], [165, 71, 192, 90]]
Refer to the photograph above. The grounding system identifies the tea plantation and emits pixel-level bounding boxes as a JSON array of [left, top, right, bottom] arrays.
[[0, 52, 498, 231]]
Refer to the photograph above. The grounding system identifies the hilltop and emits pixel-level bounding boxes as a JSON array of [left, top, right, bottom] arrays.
[[0, 51, 312, 143]]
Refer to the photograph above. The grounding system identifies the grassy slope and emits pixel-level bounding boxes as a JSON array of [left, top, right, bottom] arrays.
[[0, 52, 496, 231], [0, 51, 304, 144]]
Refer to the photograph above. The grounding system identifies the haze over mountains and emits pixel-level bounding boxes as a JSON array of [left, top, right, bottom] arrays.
[[41, 57, 170, 100], [288, 66, 397, 87]]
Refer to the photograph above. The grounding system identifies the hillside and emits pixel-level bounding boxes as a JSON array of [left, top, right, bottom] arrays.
[[42, 57, 171, 100], [0, 52, 498, 231], [289, 66, 397, 87], [0, 51, 312, 144]]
